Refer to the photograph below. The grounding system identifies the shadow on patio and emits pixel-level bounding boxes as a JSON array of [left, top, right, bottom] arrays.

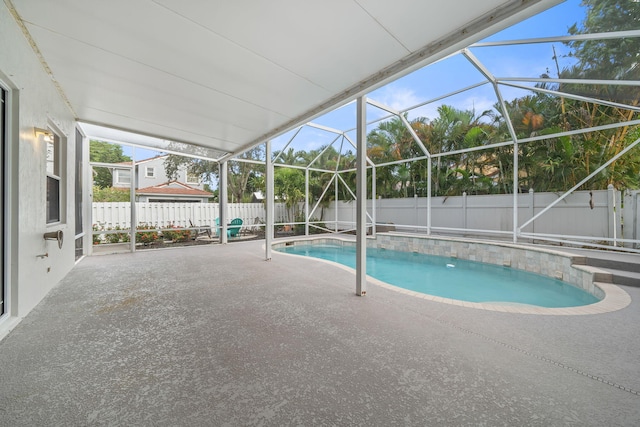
[[1, 240, 639, 425]]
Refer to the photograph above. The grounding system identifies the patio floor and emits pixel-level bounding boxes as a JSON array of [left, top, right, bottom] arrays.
[[1, 240, 639, 426]]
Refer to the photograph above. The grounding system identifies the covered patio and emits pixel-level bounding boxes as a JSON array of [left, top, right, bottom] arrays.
[[2, 0, 640, 424], [0, 240, 639, 425]]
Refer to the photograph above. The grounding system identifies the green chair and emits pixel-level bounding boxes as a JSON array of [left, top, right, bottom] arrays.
[[227, 218, 243, 238]]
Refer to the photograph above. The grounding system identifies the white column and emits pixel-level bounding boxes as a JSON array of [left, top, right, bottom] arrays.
[[219, 161, 228, 244], [427, 158, 432, 235], [130, 147, 136, 252], [356, 96, 367, 296], [371, 166, 376, 238], [513, 141, 519, 243], [266, 141, 274, 260], [334, 171, 339, 232], [305, 168, 309, 236]]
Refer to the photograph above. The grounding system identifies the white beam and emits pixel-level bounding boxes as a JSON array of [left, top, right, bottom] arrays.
[[472, 30, 640, 47], [266, 141, 274, 260], [219, 161, 228, 244], [356, 96, 367, 297], [130, 147, 136, 252]]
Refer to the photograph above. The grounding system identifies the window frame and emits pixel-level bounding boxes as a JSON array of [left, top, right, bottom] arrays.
[[186, 172, 200, 185], [45, 132, 61, 224], [145, 166, 155, 178], [115, 168, 131, 185]]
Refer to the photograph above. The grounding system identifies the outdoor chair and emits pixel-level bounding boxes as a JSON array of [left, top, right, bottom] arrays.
[[227, 218, 243, 238], [189, 219, 212, 239]]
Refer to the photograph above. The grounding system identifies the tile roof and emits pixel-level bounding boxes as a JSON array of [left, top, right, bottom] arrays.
[[136, 181, 212, 197]]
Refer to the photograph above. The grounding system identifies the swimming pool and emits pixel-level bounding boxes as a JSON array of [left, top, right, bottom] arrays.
[[276, 243, 599, 308]]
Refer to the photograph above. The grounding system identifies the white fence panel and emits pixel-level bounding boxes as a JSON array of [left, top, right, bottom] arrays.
[[527, 189, 615, 238], [427, 196, 465, 230], [93, 188, 631, 244], [93, 202, 291, 230], [92, 202, 130, 229], [324, 188, 626, 241]]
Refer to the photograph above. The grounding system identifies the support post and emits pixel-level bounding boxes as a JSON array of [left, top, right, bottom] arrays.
[[356, 96, 367, 296], [130, 147, 136, 252], [334, 170, 339, 232], [427, 158, 432, 235], [305, 168, 309, 236], [219, 161, 228, 244], [513, 141, 519, 243], [371, 166, 376, 238], [266, 141, 274, 259]]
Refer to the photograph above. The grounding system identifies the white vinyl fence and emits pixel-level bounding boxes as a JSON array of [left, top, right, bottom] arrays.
[[623, 190, 640, 245], [92, 202, 290, 230], [93, 187, 640, 249], [325, 187, 638, 248]]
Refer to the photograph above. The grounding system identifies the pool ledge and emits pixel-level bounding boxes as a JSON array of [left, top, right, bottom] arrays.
[[272, 234, 632, 315]]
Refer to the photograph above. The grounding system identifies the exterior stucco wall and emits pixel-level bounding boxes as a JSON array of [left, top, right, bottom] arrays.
[[1, 3, 80, 336]]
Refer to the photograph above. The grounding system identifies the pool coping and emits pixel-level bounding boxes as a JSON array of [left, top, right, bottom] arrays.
[[271, 234, 632, 315]]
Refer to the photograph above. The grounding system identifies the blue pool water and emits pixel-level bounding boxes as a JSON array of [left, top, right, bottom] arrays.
[[277, 244, 599, 308]]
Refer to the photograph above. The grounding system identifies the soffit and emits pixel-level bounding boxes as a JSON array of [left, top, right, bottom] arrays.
[[9, 0, 560, 157]]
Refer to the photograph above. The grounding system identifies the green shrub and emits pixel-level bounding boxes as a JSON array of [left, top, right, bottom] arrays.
[[162, 227, 192, 242], [136, 223, 159, 245]]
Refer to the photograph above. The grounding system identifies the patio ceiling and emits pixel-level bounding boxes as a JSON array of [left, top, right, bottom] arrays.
[[9, 0, 560, 159]]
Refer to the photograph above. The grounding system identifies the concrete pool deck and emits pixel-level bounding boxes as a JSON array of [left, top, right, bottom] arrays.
[[0, 239, 639, 425]]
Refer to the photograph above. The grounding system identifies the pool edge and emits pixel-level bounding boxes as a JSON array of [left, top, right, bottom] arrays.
[[271, 235, 632, 315]]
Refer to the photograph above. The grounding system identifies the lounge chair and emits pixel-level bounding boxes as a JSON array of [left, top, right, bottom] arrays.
[[227, 218, 243, 238], [189, 219, 211, 239]]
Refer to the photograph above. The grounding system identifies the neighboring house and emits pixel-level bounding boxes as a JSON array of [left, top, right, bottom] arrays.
[[137, 181, 212, 203], [251, 191, 280, 203], [112, 155, 212, 202]]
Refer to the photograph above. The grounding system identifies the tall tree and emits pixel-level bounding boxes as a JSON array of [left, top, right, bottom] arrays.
[[567, 0, 640, 83], [164, 146, 265, 202], [562, 0, 640, 188], [89, 140, 131, 188]]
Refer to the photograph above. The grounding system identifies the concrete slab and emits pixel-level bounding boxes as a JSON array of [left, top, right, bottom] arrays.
[[0, 241, 638, 426]]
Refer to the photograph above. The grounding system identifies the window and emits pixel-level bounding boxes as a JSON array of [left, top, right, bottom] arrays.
[[74, 128, 83, 260], [186, 172, 199, 184], [115, 168, 131, 185], [46, 132, 61, 224], [145, 167, 155, 178]]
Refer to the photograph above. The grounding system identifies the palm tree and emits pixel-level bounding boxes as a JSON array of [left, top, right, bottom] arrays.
[[429, 106, 494, 195]]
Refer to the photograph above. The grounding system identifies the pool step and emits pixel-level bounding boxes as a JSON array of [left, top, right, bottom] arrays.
[[583, 257, 640, 288], [602, 269, 640, 287]]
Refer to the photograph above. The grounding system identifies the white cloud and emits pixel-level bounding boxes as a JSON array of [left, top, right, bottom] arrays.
[[369, 85, 421, 115]]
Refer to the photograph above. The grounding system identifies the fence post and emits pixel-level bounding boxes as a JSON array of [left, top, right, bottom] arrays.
[[529, 188, 535, 235], [622, 190, 632, 248], [607, 184, 617, 246], [414, 194, 418, 231], [462, 191, 467, 230], [635, 191, 640, 249]]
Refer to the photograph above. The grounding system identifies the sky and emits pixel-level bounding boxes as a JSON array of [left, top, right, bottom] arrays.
[[272, 0, 586, 155], [124, 0, 587, 163]]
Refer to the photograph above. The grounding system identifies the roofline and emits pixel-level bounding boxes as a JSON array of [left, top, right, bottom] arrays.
[[135, 154, 169, 165]]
